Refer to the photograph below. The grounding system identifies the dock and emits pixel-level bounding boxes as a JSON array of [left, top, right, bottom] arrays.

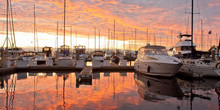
[[79, 66, 93, 80], [0, 65, 134, 76]]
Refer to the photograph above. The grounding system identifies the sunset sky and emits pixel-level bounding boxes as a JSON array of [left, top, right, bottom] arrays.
[[0, 0, 219, 51]]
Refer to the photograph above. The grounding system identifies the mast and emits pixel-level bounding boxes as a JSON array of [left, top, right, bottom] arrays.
[[70, 27, 72, 52], [154, 34, 156, 45], [99, 29, 100, 50], [63, 0, 66, 51], [147, 28, 148, 44], [114, 19, 115, 51], [6, 0, 9, 49], [57, 22, 59, 51], [9, 0, 16, 48], [34, 4, 36, 52], [94, 27, 96, 51], [108, 28, 110, 50], [123, 28, 125, 51], [191, 0, 194, 58], [201, 19, 203, 50], [135, 29, 136, 50], [75, 29, 77, 46], [88, 33, 89, 50]]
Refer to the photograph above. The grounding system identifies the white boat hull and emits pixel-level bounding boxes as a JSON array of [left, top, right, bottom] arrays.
[[134, 61, 181, 77]]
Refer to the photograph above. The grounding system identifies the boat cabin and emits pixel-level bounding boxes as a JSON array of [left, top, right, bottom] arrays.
[[42, 47, 54, 58], [138, 45, 168, 58], [93, 51, 104, 57], [173, 34, 196, 57]]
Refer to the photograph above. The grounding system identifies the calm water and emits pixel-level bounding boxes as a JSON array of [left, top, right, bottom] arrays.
[[0, 72, 219, 110]]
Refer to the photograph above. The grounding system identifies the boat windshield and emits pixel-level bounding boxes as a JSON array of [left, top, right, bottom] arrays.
[[145, 49, 168, 55], [93, 51, 104, 56]]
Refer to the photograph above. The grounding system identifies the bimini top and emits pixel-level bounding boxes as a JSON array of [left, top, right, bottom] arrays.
[[174, 40, 196, 48]]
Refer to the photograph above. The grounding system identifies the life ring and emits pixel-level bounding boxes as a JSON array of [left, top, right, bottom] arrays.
[[147, 65, 151, 73], [215, 62, 220, 69]]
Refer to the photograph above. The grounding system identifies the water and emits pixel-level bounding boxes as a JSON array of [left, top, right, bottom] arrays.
[[0, 72, 219, 110]]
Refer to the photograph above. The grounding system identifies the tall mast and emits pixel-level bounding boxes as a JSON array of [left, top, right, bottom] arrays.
[[64, 0, 66, 50], [200, 19, 203, 50], [123, 28, 125, 51], [114, 19, 115, 51], [94, 27, 96, 51], [6, 0, 9, 49], [171, 30, 173, 47], [99, 29, 100, 50], [135, 29, 136, 50], [154, 34, 156, 45], [108, 28, 110, 50], [70, 27, 72, 52], [88, 33, 89, 50], [75, 29, 77, 46], [34, 4, 36, 52], [191, 0, 194, 58], [147, 28, 148, 44], [57, 22, 59, 51]]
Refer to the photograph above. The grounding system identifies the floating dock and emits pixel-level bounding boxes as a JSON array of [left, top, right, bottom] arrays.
[[0, 65, 134, 76], [79, 66, 93, 80]]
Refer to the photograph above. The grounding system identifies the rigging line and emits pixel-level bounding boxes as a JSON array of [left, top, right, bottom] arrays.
[[9, 0, 16, 47]]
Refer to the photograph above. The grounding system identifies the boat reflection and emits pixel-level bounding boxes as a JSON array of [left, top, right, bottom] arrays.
[[134, 73, 184, 101], [178, 78, 220, 101]]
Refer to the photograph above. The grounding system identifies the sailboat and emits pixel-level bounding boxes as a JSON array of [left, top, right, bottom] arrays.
[[56, 0, 75, 67], [0, 0, 12, 68], [176, 0, 220, 77]]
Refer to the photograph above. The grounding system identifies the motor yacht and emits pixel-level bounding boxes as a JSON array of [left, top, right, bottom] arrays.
[[134, 44, 182, 77], [73, 45, 87, 69]]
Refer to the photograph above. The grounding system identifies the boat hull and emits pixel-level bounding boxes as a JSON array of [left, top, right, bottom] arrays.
[[56, 59, 75, 67], [134, 61, 181, 77], [92, 60, 104, 68], [179, 64, 220, 77]]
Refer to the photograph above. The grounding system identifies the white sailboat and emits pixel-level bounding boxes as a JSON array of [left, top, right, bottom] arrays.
[[56, 0, 75, 67], [134, 44, 182, 77]]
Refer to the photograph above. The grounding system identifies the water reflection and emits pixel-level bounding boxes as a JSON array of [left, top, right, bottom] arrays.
[[134, 73, 183, 101], [0, 72, 219, 110]]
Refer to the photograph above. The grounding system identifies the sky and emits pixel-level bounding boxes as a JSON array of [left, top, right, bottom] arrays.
[[0, 0, 220, 51]]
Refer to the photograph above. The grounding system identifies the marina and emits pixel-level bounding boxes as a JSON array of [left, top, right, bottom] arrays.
[[0, 0, 220, 109]]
